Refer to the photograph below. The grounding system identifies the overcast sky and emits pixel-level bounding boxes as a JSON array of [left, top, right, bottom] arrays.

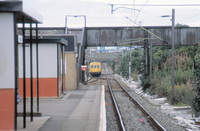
[[24, 0, 200, 27]]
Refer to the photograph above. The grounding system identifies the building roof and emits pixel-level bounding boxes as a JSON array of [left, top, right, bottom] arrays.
[[25, 36, 68, 46], [0, 1, 42, 23]]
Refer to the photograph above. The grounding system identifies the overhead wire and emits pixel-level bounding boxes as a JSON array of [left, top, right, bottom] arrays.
[[124, 16, 169, 45], [180, 11, 200, 22], [134, 0, 150, 25], [124, 0, 151, 46]]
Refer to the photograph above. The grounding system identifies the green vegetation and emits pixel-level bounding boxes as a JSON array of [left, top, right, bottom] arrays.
[[176, 23, 190, 28], [192, 43, 200, 116], [116, 48, 144, 80], [148, 46, 197, 111], [107, 61, 115, 72], [116, 45, 200, 116]]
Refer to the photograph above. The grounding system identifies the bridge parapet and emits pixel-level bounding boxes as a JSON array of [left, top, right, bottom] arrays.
[[86, 26, 200, 47]]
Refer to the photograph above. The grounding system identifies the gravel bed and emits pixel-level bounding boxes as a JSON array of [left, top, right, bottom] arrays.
[[105, 91, 120, 131], [126, 89, 186, 131], [114, 91, 155, 131], [104, 63, 184, 131]]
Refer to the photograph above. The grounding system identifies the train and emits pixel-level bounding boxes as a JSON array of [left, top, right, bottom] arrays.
[[89, 62, 101, 77]]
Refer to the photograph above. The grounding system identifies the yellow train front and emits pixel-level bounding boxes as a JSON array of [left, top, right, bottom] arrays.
[[89, 62, 101, 77]]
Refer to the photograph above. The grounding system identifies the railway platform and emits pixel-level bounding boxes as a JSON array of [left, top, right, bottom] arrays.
[[17, 85, 106, 131]]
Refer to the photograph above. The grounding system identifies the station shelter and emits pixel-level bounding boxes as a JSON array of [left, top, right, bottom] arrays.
[[18, 36, 68, 98], [34, 29, 80, 90], [0, 1, 42, 130]]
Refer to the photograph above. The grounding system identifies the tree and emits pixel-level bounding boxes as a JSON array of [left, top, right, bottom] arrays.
[[176, 23, 189, 28]]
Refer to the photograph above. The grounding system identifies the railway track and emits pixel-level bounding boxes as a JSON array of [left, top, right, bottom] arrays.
[[106, 74, 167, 131], [87, 63, 184, 131]]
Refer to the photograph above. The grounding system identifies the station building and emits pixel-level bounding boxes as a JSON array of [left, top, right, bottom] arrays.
[[0, 1, 43, 130], [18, 36, 68, 98], [0, 1, 81, 130]]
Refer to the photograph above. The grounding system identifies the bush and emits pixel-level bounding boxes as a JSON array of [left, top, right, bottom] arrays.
[[167, 81, 196, 105], [148, 51, 194, 105], [131, 70, 139, 82], [148, 69, 171, 96], [108, 61, 115, 72], [141, 74, 151, 91], [192, 44, 200, 116], [192, 95, 200, 116]]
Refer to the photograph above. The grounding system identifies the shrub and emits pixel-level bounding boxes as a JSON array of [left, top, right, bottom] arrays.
[[108, 61, 115, 72], [148, 50, 194, 105], [148, 69, 171, 96], [167, 81, 196, 105], [131, 70, 139, 82]]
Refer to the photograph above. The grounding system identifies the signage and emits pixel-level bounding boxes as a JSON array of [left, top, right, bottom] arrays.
[[81, 65, 87, 71]]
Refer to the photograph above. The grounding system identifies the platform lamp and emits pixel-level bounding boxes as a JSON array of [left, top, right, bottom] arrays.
[[65, 15, 86, 34]]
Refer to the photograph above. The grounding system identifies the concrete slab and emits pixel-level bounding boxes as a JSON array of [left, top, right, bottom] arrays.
[[17, 84, 106, 131], [17, 116, 50, 131], [61, 85, 103, 131]]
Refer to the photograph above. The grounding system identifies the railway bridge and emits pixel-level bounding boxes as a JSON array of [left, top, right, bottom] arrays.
[[38, 26, 200, 82]]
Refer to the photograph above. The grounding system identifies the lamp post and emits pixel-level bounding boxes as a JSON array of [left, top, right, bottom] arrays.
[[171, 9, 175, 105], [65, 15, 86, 34], [129, 46, 131, 80], [161, 9, 175, 104]]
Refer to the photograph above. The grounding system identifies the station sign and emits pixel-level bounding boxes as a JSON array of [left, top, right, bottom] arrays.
[[81, 65, 87, 71], [18, 35, 23, 43]]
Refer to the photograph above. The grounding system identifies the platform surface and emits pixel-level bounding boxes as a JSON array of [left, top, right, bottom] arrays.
[[17, 85, 106, 131]]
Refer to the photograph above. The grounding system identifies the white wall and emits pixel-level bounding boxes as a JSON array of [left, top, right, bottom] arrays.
[[18, 43, 58, 78], [0, 13, 15, 89]]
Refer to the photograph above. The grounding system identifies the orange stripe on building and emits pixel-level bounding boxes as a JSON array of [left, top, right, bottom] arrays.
[[0, 88, 14, 130], [19, 78, 58, 97]]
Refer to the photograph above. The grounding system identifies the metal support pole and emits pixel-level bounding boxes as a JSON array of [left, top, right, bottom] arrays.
[[57, 44, 60, 97], [83, 16, 86, 27], [14, 12, 18, 130], [150, 43, 152, 76], [82, 46, 86, 84], [30, 21, 33, 122], [171, 9, 175, 104], [111, 4, 114, 14], [65, 17, 68, 34], [129, 46, 131, 80], [62, 45, 65, 93], [144, 30, 149, 78], [144, 45, 149, 77], [36, 23, 39, 112], [22, 17, 26, 128]]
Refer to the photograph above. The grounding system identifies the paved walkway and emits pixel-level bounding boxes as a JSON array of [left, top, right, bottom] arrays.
[[17, 85, 106, 131]]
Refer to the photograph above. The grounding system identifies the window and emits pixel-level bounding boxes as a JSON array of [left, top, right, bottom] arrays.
[[91, 65, 93, 68], [97, 65, 100, 68], [94, 65, 96, 68]]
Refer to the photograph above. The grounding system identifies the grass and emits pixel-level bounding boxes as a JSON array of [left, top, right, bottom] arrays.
[[175, 102, 187, 107]]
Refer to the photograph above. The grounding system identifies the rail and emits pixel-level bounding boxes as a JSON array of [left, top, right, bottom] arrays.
[[111, 75, 167, 131], [106, 75, 126, 131]]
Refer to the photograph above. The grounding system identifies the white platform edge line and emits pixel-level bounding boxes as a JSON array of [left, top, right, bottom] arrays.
[[99, 85, 106, 131]]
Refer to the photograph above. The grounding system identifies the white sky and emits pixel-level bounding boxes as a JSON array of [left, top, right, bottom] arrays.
[[24, 0, 200, 27]]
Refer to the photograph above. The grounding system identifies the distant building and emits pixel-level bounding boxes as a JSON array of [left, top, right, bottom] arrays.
[[100, 46, 106, 53]]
